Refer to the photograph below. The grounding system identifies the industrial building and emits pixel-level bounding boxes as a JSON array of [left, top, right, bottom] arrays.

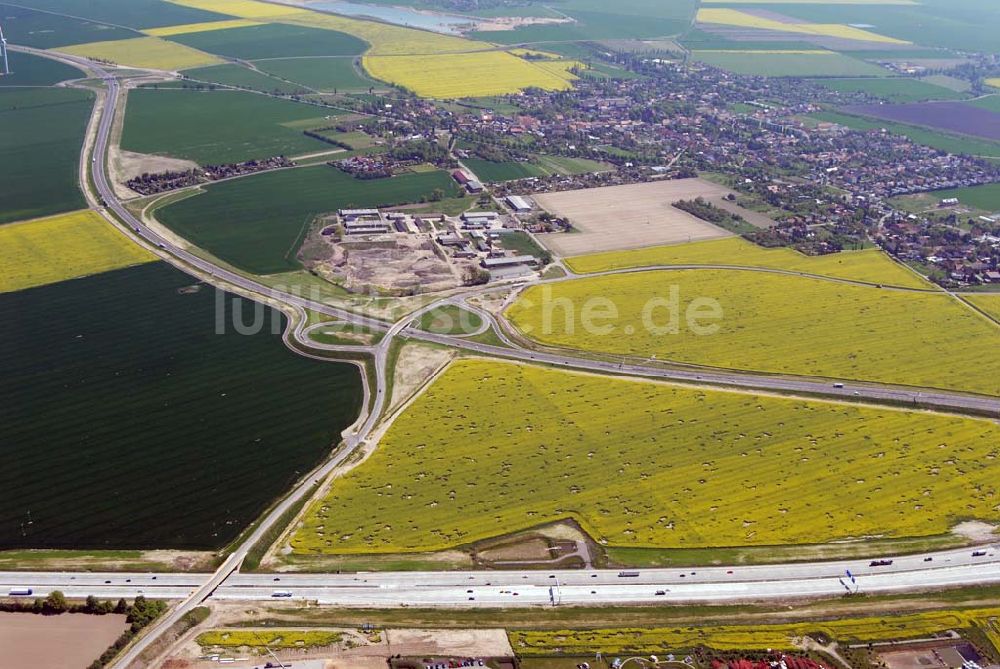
[[506, 195, 532, 213]]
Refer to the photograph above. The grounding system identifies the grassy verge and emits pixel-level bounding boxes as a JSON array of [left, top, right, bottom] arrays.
[[603, 533, 967, 568], [271, 551, 472, 572], [243, 479, 324, 572], [416, 303, 485, 335]]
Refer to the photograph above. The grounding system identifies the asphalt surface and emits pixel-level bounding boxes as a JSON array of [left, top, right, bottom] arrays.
[[405, 328, 1000, 415], [4, 543, 999, 604]]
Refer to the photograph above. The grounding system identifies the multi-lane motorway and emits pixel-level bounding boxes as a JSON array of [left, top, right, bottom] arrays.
[[3, 544, 999, 606]]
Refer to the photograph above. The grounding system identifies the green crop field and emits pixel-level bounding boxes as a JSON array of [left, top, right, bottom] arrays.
[[120, 88, 338, 164], [292, 359, 1000, 554], [565, 237, 932, 289], [464, 158, 546, 182], [465, 155, 610, 183], [498, 231, 546, 258], [810, 110, 1000, 158], [10, 0, 229, 30], [0, 51, 85, 87], [0, 261, 363, 550], [156, 164, 461, 274], [812, 77, 965, 102], [0, 4, 138, 49], [932, 183, 1000, 212], [0, 87, 93, 224], [181, 63, 309, 94], [505, 269, 1000, 395], [167, 22, 366, 60], [254, 57, 377, 92], [417, 304, 484, 336], [693, 51, 888, 78]]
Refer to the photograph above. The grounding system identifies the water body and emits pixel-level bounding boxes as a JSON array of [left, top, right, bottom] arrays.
[[304, 0, 474, 34], [0, 262, 364, 550]]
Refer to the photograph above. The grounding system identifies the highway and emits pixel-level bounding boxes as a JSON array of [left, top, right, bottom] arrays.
[[3, 543, 998, 604], [406, 327, 1000, 416]]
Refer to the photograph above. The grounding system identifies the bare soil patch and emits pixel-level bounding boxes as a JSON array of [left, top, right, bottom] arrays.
[[0, 612, 127, 669], [469, 16, 573, 32], [952, 520, 998, 543], [478, 537, 553, 562], [387, 628, 513, 657], [389, 342, 456, 415], [534, 178, 735, 256], [301, 230, 461, 295]]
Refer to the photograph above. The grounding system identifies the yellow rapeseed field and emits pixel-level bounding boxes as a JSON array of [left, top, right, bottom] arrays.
[[0, 210, 156, 293], [292, 360, 1000, 554], [505, 269, 1000, 395], [166, 0, 295, 19], [143, 19, 261, 37], [165, 0, 575, 96], [697, 8, 908, 44], [511, 608, 1000, 655], [987, 78, 1000, 90], [58, 36, 220, 70], [197, 630, 342, 649], [964, 293, 1000, 322], [565, 237, 934, 289], [365, 52, 577, 98]]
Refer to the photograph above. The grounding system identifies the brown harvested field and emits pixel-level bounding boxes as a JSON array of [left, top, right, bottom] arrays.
[[0, 612, 127, 669], [533, 178, 736, 256]]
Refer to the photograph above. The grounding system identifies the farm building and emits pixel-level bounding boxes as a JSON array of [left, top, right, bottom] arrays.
[[452, 170, 471, 185], [462, 211, 499, 222], [339, 208, 380, 219], [466, 179, 484, 193], [482, 255, 535, 268], [506, 195, 532, 213], [344, 220, 391, 235], [437, 233, 465, 247]]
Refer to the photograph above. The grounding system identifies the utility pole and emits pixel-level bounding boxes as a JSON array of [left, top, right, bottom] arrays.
[[0, 23, 9, 76]]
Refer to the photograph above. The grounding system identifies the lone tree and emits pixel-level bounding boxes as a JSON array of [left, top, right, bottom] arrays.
[[43, 591, 68, 614]]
